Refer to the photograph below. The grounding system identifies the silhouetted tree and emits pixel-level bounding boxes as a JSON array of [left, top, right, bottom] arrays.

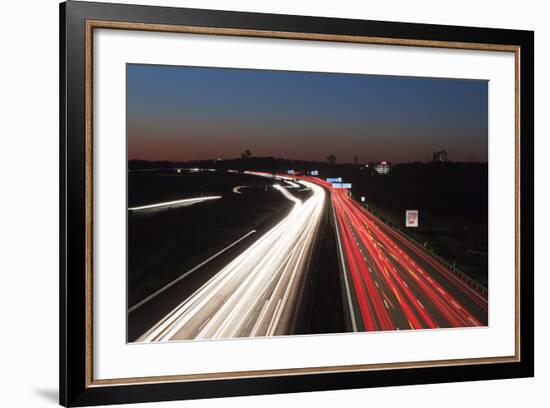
[[327, 154, 336, 165], [241, 149, 252, 159]]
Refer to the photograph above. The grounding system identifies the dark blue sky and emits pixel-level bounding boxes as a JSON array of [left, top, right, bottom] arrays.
[[127, 64, 488, 163]]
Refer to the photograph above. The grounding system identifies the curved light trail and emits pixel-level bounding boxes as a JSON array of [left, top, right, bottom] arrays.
[[138, 180, 326, 341]]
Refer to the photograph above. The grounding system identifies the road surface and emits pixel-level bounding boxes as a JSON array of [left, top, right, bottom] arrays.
[[137, 178, 326, 341], [311, 177, 488, 331]]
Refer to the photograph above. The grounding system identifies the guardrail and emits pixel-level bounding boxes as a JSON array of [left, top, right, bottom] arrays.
[[365, 205, 488, 297]]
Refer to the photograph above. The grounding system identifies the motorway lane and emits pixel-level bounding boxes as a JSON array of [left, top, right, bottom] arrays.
[[127, 228, 260, 341], [137, 179, 326, 341], [305, 177, 488, 332], [127, 172, 301, 340]]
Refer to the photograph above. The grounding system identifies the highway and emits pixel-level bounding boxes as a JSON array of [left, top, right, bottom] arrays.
[[137, 179, 326, 341], [310, 177, 488, 331], [133, 171, 487, 342]]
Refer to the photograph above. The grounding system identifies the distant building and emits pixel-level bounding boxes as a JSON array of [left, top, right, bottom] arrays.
[[433, 150, 448, 162], [374, 161, 391, 175]]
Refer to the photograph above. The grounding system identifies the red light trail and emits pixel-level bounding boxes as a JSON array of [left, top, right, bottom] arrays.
[[304, 176, 488, 332]]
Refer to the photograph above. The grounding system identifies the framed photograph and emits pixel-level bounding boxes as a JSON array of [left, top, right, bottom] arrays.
[[60, 1, 534, 406]]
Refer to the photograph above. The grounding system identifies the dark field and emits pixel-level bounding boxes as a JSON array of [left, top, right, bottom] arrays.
[[348, 162, 488, 285]]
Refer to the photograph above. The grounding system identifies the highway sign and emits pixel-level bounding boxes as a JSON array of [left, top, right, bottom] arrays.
[[406, 210, 419, 227], [326, 177, 342, 183], [311, 170, 319, 176], [287, 170, 295, 174], [332, 183, 352, 189]]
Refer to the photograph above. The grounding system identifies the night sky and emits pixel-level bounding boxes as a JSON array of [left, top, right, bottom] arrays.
[[127, 64, 488, 163]]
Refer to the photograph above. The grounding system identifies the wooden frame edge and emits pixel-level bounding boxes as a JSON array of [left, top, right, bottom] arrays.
[[87, 19, 520, 52], [82, 18, 523, 389], [88, 355, 519, 387], [85, 19, 94, 389]]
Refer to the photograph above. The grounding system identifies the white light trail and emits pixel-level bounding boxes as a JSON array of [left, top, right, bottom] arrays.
[[273, 184, 301, 205], [244, 171, 274, 178], [284, 180, 301, 188], [128, 230, 257, 313], [128, 196, 221, 212], [138, 180, 326, 342]]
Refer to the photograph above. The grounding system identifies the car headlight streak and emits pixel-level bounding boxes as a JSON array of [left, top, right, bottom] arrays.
[[138, 180, 326, 342]]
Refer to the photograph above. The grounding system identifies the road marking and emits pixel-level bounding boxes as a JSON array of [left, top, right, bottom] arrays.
[[128, 230, 257, 314], [129, 195, 221, 211], [394, 291, 402, 303], [268, 237, 310, 336], [198, 317, 211, 332], [250, 300, 270, 336], [417, 299, 425, 309], [266, 299, 283, 336], [332, 205, 358, 332], [382, 293, 394, 309], [233, 186, 248, 194], [383, 299, 389, 309]]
